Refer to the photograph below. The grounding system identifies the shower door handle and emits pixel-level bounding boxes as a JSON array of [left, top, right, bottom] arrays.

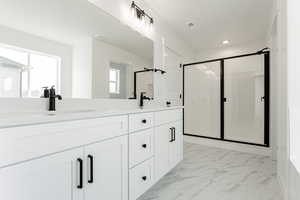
[[223, 98, 227, 102], [260, 96, 265, 102]]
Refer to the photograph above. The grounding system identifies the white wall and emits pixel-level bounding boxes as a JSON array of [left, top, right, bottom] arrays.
[[286, 0, 300, 199], [92, 39, 153, 99], [72, 38, 93, 98], [268, 0, 300, 199], [162, 47, 183, 106], [0, 25, 73, 97], [268, 0, 290, 199]]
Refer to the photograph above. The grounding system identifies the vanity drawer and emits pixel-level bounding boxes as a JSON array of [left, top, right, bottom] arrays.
[[129, 158, 154, 200], [154, 109, 183, 126], [0, 115, 128, 167], [129, 112, 154, 132], [129, 129, 154, 168]]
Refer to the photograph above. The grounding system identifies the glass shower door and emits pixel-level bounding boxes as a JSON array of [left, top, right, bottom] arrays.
[[184, 61, 221, 138], [224, 55, 265, 144]]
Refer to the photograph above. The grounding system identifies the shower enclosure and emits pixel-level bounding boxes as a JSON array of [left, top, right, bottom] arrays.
[[183, 49, 270, 146]]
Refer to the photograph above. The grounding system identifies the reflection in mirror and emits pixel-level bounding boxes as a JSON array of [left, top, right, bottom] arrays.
[[0, 0, 154, 99], [92, 34, 153, 99], [0, 45, 61, 98]]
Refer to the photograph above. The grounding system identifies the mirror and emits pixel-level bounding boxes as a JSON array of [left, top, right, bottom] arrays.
[[0, 0, 154, 99]]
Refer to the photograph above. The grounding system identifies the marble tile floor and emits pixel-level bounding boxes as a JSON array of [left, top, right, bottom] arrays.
[[139, 143, 282, 200]]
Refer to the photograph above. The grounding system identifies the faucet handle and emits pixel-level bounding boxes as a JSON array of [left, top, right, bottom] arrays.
[[41, 86, 50, 98]]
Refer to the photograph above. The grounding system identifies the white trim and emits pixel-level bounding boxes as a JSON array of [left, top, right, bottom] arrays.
[[184, 135, 272, 156]]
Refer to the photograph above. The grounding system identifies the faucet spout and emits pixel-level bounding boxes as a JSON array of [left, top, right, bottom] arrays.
[[47, 86, 62, 111], [139, 92, 151, 108]]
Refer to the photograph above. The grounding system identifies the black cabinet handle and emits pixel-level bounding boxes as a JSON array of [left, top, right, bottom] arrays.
[[142, 119, 147, 124], [87, 155, 94, 184], [77, 158, 83, 189], [169, 127, 173, 142], [173, 127, 176, 141], [142, 176, 147, 181], [142, 144, 147, 148]]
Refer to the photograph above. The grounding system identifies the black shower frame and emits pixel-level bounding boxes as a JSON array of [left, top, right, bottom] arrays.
[[182, 50, 270, 147]]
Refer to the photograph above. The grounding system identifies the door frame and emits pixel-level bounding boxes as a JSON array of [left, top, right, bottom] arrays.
[[182, 49, 270, 147]]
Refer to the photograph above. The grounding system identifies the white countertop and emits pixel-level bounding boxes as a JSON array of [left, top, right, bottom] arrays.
[[0, 106, 183, 129]]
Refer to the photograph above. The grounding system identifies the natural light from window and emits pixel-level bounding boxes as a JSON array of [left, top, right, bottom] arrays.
[[109, 68, 120, 94], [0, 44, 61, 98]]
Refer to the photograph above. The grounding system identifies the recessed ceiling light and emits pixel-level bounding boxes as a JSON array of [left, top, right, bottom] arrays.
[[187, 22, 195, 29], [222, 40, 230, 45]]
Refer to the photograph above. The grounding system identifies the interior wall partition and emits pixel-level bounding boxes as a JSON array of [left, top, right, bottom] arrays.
[[183, 50, 270, 147]]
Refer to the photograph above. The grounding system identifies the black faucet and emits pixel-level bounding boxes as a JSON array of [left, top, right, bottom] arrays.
[[140, 92, 151, 108], [48, 86, 62, 111]]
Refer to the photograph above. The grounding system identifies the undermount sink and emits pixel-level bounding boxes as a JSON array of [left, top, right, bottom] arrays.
[[45, 109, 97, 116]]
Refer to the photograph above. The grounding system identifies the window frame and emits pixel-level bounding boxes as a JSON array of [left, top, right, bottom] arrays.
[[0, 43, 61, 98]]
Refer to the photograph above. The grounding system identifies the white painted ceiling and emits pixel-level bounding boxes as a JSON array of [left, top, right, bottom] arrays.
[[144, 0, 274, 52]]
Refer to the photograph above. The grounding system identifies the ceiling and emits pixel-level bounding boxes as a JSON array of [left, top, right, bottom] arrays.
[[144, 0, 274, 52]]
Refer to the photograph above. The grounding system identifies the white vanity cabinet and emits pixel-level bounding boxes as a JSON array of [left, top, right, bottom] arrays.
[[154, 110, 183, 181], [128, 109, 183, 200], [0, 148, 84, 200], [0, 135, 128, 200], [0, 115, 129, 200], [128, 112, 155, 200], [0, 107, 183, 200], [84, 136, 128, 200]]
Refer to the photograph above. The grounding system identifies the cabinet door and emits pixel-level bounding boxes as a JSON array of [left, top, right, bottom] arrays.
[[85, 136, 128, 200], [169, 121, 183, 168], [154, 124, 173, 180], [0, 148, 84, 200]]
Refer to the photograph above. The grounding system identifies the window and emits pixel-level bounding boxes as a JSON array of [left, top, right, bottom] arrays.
[[0, 44, 61, 98], [109, 68, 120, 94]]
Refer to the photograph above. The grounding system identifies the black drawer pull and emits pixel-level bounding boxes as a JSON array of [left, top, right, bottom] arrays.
[[77, 158, 83, 189], [142, 119, 147, 124], [88, 155, 94, 184], [169, 128, 174, 142], [173, 127, 176, 141], [142, 144, 147, 148], [142, 176, 147, 181]]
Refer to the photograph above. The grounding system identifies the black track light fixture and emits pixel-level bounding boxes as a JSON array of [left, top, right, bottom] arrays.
[[131, 1, 154, 26]]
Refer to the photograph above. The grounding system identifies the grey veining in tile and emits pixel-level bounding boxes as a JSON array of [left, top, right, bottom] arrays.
[[138, 143, 282, 200]]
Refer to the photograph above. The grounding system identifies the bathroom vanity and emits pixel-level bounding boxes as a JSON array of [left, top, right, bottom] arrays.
[[0, 107, 183, 200], [0, 1, 183, 199]]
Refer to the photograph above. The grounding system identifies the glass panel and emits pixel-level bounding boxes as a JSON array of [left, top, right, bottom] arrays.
[[224, 55, 264, 144], [184, 61, 221, 138], [29, 53, 59, 97], [109, 69, 117, 82], [0, 66, 21, 97], [109, 82, 117, 93], [109, 63, 128, 99]]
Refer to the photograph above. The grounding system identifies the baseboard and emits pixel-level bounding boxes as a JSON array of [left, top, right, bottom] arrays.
[[184, 135, 272, 156]]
